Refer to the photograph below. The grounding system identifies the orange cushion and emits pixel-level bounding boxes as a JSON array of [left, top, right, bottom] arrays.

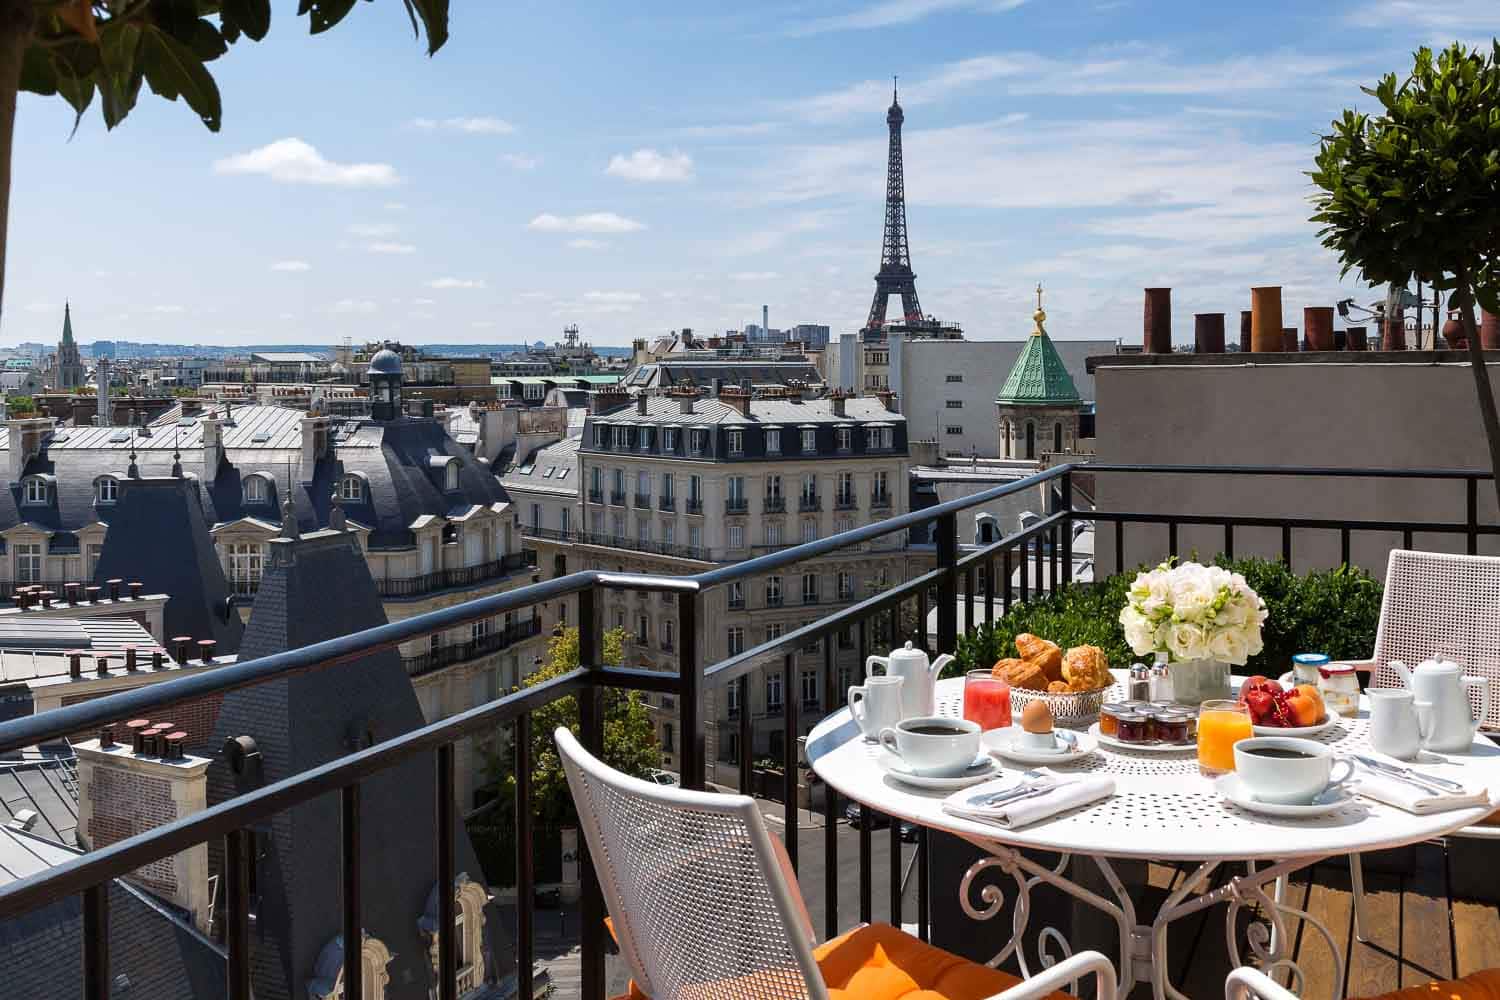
[[608, 922, 1069, 1000], [1355, 970, 1500, 1000]]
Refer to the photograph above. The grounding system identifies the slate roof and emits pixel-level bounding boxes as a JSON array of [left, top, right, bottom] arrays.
[[501, 436, 580, 496], [0, 756, 78, 844], [0, 833, 226, 1000], [591, 394, 902, 427], [619, 360, 824, 390], [250, 352, 324, 364], [995, 323, 1081, 405], [206, 529, 509, 1000], [0, 404, 510, 551], [91, 477, 244, 651]]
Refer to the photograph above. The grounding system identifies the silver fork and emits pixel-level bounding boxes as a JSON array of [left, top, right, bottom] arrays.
[[966, 770, 1053, 808]]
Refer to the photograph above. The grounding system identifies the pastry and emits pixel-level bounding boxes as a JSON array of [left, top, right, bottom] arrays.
[[1062, 645, 1110, 690], [1046, 680, 1070, 694], [1003, 660, 1049, 691], [1015, 631, 1064, 682], [991, 657, 1027, 679]]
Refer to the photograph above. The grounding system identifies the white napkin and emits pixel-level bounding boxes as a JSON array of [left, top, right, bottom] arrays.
[[1354, 767, 1492, 815], [942, 772, 1115, 829]]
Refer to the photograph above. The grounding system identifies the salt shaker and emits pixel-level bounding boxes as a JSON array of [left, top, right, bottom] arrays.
[[1149, 662, 1175, 703], [1127, 663, 1152, 701]]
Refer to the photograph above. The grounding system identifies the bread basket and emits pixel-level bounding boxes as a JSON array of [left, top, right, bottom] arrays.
[[1008, 683, 1115, 727]]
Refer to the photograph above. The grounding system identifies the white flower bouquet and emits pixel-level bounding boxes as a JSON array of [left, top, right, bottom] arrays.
[[1118, 560, 1267, 666]]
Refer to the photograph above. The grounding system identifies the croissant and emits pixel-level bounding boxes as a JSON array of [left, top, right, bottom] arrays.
[[1062, 645, 1111, 690], [1016, 633, 1063, 682]]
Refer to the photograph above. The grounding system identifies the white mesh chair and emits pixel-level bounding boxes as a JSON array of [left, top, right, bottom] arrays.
[[1224, 968, 1298, 1000], [555, 727, 1120, 1000], [1347, 549, 1500, 942], [1226, 964, 1500, 1000]]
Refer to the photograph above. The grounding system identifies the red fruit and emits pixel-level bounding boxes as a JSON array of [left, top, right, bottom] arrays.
[[1265, 689, 1293, 727], [1244, 689, 1274, 723], [1242, 676, 1279, 698]]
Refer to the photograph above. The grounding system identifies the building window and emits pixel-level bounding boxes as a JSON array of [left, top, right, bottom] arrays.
[[765, 521, 782, 547], [766, 671, 783, 710], [662, 618, 675, 651], [945, 425, 964, 435], [1026, 422, 1036, 460], [612, 468, 625, 495], [801, 473, 816, 503], [245, 475, 270, 504], [339, 475, 363, 502], [727, 626, 745, 656], [661, 472, 674, 501], [590, 466, 602, 496], [767, 622, 783, 641], [689, 524, 702, 548], [766, 575, 782, 606], [727, 429, 743, 455], [801, 428, 816, 452], [946, 374, 963, 383], [471, 617, 492, 642], [727, 476, 745, 504], [228, 542, 263, 595], [636, 519, 650, 543], [873, 471, 889, 504], [14, 543, 41, 584], [836, 516, 854, 536], [613, 608, 625, 631], [729, 524, 744, 549], [690, 429, 707, 455], [444, 462, 459, 491], [839, 629, 854, 651], [801, 670, 819, 706], [837, 427, 852, 451], [560, 508, 571, 533], [838, 571, 853, 600], [612, 514, 625, 539], [837, 472, 854, 506], [636, 615, 649, 644], [636, 470, 649, 498], [639, 426, 654, 451], [594, 424, 607, 447], [663, 427, 677, 451], [728, 581, 744, 609], [801, 520, 817, 544], [662, 520, 674, 544], [802, 573, 818, 603], [87, 543, 104, 578], [591, 511, 604, 535], [93, 476, 118, 504], [1054, 421, 1064, 452], [689, 474, 702, 504], [766, 474, 783, 503], [766, 429, 781, 454], [662, 723, 675, 753], [1002, 421, 1012, 459]]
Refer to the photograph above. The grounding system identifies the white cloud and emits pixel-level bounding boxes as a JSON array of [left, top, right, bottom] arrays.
[[213, 138, 399, 187], [367, 242, 417, 254], [499, 153, 541, 170], [527, 212, 646, 234], [271, 260, 311, 272], [568, 239, 607, 249], [674, 122, 779, 138], [729, 271, 780, 281], [349, 223, 399, 238], [1348, 0, 1500, 32], [605, 148, 695, 182], [788, 0, 1025, 36], [331, 299, 378, 314], [150, 304, 186, 314], [411, 116, 515, 134], [426, 277, 487, 289], [559, 290, 644, 315]]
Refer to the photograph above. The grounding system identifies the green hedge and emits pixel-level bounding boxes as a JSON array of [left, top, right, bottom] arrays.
[[945, 557, 1383, 679]]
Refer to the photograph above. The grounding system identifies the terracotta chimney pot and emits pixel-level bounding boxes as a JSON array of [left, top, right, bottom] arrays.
[[1143, 288, 1172, 353], [1193, 313, 1226, 354], [1304, 307, 1335, 351], [1281, 328, 1300, 352], [1346, 326, 1368, 351], [1481, 309, 1500, 350], [1250, 287, 1284, 352], [1239, 310, 1253, 352]]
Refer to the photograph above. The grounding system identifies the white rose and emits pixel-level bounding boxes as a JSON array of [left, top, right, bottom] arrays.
[[1208, 629, 1245, 664], [1123, 619, 1154, 655], [1167, 623, 1207, 661]]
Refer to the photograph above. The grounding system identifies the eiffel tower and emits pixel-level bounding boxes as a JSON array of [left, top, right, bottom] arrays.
[[863, 77, 924, 334]]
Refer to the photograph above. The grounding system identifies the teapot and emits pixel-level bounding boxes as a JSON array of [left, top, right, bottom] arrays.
[[866, 641, 954, 719], [1389, 658, 1492, 753]]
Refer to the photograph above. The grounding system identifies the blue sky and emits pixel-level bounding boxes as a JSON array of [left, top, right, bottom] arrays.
[[7, 0, 1500, 348]]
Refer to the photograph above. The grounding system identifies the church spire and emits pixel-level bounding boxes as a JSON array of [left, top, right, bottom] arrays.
[[61, 302, 75, 346]]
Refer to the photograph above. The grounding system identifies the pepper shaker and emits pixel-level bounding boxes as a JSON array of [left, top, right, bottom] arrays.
[[1127, 663, 1152, 701], [1149, 662, 1175, 703]]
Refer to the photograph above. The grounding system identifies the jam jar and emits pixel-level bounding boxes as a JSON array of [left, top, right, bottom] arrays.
[[1152, 710, 1194, 745], [1115, 711, 1152, 744], [1098, 702, 1129, 737]]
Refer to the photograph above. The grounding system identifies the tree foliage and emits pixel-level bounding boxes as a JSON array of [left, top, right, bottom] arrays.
[[490, 626, 663, 830], [19, 0, 450, 133]]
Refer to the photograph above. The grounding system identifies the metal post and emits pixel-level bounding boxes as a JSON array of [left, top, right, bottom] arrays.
[[936, 512, 958, 653], [83, 883, 109, 1000], [738, 676, 752, 794], [782, 654, 798, 871], [576, 586, 606, 1000], [677, 590, 704, 790], [1468, 477, 1479, 555], [436, 744, 456, 1000], [1060, 470, 1073, 587], [515, 714, 534, 1000], [340, 788, 361, 1000], [225, 829, 251, 1000], [822, 637, 839, 940]]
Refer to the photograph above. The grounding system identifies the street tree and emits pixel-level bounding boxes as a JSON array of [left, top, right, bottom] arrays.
[[1310, 42, 1500, 505], [0, 0, 449, 320]]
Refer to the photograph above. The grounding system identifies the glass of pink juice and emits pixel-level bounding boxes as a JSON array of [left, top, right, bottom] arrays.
[[964, 670, 1012, 730]]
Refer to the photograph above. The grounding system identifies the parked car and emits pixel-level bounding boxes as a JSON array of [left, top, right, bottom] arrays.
[[642, 768, 679, 786], [843, 801, 890, 829]]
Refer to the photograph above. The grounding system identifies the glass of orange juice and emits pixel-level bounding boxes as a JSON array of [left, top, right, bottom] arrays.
[[1197, 699, 1252, 776]]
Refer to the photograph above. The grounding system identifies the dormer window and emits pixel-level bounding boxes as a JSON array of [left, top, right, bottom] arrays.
[[94, 476, 119, 505], [244, 474, 273, 504], [445, 461, 459, 492], [22, 477, 49, 505], [766, 429, 781, 454], [801, 428, 816, 452], [338, 474, 363, 502]]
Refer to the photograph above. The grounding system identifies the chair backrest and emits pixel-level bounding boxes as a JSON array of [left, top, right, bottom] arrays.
[[555, 727, 826, 1000], [1371, 549, 1500, 729]]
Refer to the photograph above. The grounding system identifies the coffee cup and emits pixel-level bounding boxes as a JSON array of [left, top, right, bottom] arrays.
[[1233, 736, 1354, 805], [878, 717, 981, 776], [849, 676, 904, 742]]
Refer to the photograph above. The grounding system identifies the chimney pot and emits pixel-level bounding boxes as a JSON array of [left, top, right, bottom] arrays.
[[126, 719, 151, 753], [141, 732, 159, 757], [151, 649, 166, 670], [98, 725, 115, 749], [1143, 288, 1172, 353], [172, 637, 192, 663], [107, 578, 122, 601], [197, 639, 216, 664], [68, 651, 83, 679], [164, 732, 187, 760], [1382, 314, 1407, 351], [1250, 287, 1284, 352], [65, 583, 79, 605], [636, 394, 648, 415], [124, 645, 138, 672], [95, 656, 109, 676], [1193, 313, 1226, 354], [1304, 307, 1335, 351], [128, 582, 142, 600], [39, 590, 53, 609], [85, 585, 101, 603], [1282, 328, 1300, 352]]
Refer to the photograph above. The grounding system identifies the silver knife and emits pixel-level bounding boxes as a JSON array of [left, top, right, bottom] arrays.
[[966, 777, 1055, 808], [1352, 755, 1467, 794]]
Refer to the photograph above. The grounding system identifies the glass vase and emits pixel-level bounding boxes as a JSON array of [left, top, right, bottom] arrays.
[[1167, 658, 1232, 706]]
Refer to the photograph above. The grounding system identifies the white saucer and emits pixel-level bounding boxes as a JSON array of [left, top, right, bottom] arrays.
[[1088, 722, 1197, 754], [877, 752, 1000, 790], [1215, 772, 1359, 818], [1251, 709, 1342, 738], [982, 728, 1099, 766]]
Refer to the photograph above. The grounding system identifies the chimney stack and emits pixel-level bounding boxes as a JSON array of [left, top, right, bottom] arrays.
[[1304, 307, 1335, 351], [1143, 288, 1172, 353], [874, 388, 899, 413], [635, 393, 648, 415], [762, 304, 769, 338], [96, 356, 110, 426], [76, 731, 212, 933], [1193, 313, 1226, 354], [200, 413, 223, 480], [1382, 313, 1407, 351], [1346, 326, 1368, 351], [668, 384, 698, 415], [719, 385, 752, 417], [299, 414, 329, 483], [1250, 287, 1284, 352], [829, 388, 848, 418], [589, 388, 630, 414]]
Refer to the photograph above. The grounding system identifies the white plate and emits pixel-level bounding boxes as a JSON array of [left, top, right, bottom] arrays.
[[1251, 708, 1342, 738], [1088, 722, 1198, 754], [982, 728, 1099, 766], [877, 752, 1001, 790], [1215, 772, 1359, 818]]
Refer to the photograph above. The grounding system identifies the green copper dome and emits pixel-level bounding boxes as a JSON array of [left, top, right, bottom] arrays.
[[995, 305, 1080, 405]]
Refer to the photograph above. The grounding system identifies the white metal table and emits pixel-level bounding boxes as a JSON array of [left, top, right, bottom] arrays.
[[806, 675, 1500, 1000]]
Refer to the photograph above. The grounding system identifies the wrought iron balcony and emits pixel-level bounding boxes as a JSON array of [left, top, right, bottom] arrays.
[[763, 496, 786, 513], [609, 491, 627, 506], [587, 489, 604, 504], [835, 493, 857, 510], [658, 496, 676, 511], [401, 618, 542, 678], [634, 493, 652, 508], [521, 524, 710, 561], [799, 494, 821, 512], [726, 498, 749, 514], [870, 492, 892, 509], [376, 552, 535, 599], [685, 499, 704, 515]]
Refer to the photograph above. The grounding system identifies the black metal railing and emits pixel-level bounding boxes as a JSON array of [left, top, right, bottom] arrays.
[[726, 498, 748, 514], [375, 552, 534, 599], [401, 618, 543, 678], [685, 499, 703, 515], [0, 462, 1495, 1000], [800, 495, 821, 512], [764, 496, 787, 513], [658, 496, 675, 511], [521, 525, 711, 562], [835, 493, 857, 510], [587, 489, 603, 504], [633, 493, 651, 508], [609, 491, 626, 506]]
